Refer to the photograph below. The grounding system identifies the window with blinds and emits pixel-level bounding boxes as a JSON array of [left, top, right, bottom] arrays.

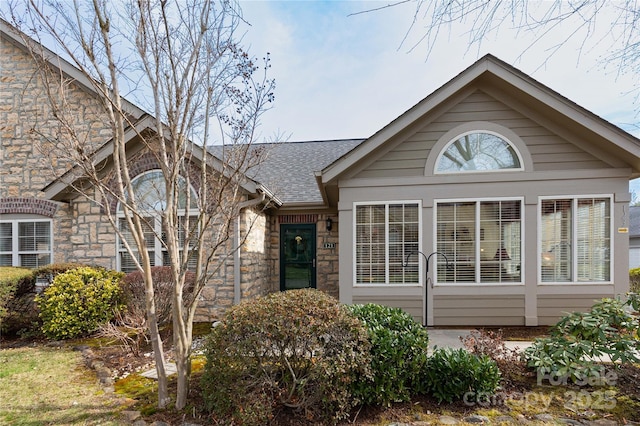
[[0, 220, 52, 268], [540, 197, 610, 282], [355, 202, 420, 285], [117, 170, 199, 273], [436, 200, 522, 284]]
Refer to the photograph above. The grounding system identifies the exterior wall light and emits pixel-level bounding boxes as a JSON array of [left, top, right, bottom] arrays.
[[326, 217, 333, 231]]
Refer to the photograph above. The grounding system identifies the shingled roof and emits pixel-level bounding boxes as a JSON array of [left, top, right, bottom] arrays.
[[208, 139, 364, 205]]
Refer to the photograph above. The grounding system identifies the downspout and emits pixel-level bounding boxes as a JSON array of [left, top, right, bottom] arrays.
[[234, 193, 267, 305]]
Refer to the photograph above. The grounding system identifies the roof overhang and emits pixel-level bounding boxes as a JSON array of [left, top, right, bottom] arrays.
[[42, 116, 278, 206]]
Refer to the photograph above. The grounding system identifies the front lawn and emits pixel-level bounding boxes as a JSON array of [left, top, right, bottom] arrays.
[[0, 345, 126, 425]]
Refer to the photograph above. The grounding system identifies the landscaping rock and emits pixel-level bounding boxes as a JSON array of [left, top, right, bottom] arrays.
[[438, 416, 459, 424], [535, 414, 555, 423], [495, 416, 517, 424], [122, 410, 141, 422], [585, 421, 619, 426], [464, 414, 490, 423], [558, 418, 585, 425]]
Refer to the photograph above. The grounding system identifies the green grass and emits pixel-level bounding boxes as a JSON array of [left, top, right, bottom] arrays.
[[0, 346, 127, 425]]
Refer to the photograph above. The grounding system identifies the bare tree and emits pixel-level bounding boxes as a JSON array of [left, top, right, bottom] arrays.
[[404, 1, 638, 69], [5, 0, 274, 410], [352, 0, 639, 119]]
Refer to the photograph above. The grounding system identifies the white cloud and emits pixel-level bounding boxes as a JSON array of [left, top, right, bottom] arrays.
[[239, 0, 639, 141]]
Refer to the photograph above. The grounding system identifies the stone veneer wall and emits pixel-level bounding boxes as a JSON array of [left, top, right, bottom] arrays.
[[316, 213, 340, 299], [1, 32, 290, 323], [1, 35, 120, 267], [194, 207, 274, 322]]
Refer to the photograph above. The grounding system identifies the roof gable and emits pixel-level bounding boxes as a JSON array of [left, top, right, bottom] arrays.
[[320, 54, 640, 183]]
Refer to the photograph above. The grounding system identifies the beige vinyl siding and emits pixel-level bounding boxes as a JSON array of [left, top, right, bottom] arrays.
[[355, 90, 609, 179], [537, 294, 608, 326], [433, 295, 525, 326], [352, 295, 423, 324]]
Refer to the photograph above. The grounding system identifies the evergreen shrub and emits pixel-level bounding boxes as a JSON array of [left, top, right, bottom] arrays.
[[347, 303, 429, 405], [36, 266, 124, 339], [201, 289, 371, 425], [422, 347, 501, 403]]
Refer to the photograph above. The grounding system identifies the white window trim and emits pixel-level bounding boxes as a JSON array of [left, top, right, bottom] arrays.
[[115, 170, 199, 273], [425, 121, 533, 176], [433, 197, 525, 287], [353, 200, 423, 287], [0, 218, 53, 268], [434, 130, 525, 175], [538, 194, 613, 285]]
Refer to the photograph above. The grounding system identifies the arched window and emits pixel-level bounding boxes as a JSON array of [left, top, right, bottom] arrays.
[[436, 132, 522, 173], [117, 170, 198, 273]]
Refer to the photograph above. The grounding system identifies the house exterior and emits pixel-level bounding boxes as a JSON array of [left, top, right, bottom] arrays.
[[629, 206, 640, 268], [3, 19, 640, 326], [318, 56, 640, 326]]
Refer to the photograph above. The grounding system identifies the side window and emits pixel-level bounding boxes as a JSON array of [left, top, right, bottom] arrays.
[[355, 202, 420, 285], [0, 220, 52, 268], [540, 197, 610, 282]]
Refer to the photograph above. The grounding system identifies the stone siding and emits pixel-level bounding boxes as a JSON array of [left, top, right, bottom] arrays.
[[1, 35, 117, 269], [2, 30, 341, 324], [316, 213, 339, 299]]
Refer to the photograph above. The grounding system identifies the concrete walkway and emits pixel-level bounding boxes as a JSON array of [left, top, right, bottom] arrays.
[[427, 328, 533, 352]]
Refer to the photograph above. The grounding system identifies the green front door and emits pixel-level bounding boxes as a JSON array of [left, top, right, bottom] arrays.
[[280, 224, 316, 290]]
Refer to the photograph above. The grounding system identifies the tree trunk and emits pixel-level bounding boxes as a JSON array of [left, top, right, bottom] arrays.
[[149, 316, 170, 408], [173, 307, 192, 410], [174, 346, 191, 410], [144, 263, 169, 408]]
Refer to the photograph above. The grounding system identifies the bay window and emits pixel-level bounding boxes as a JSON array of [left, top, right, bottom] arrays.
[[355, 202, 420, 285]]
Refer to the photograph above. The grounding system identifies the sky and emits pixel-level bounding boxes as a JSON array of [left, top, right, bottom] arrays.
[[4, 1, 640, 194], [236, 0, 639, 144], [235, 0, 640, 198]]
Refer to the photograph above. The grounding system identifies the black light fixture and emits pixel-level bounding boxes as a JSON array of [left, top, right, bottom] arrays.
[[326, 217, 333, 231]]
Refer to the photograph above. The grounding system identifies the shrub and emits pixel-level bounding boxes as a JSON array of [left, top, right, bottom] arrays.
[[0, 267, 34, 331], [461, 328, 527, 384], [422, 348, 501, 403], [1, 263, 88, 336], [36, 266, 124, 339], [120, 266, 196, 327], [630, 267, 640, 294], [347, 303, 429, 406], [524, 297, 640, 383], [33, 263, 87, 287], [201, 289, 371, 425]]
